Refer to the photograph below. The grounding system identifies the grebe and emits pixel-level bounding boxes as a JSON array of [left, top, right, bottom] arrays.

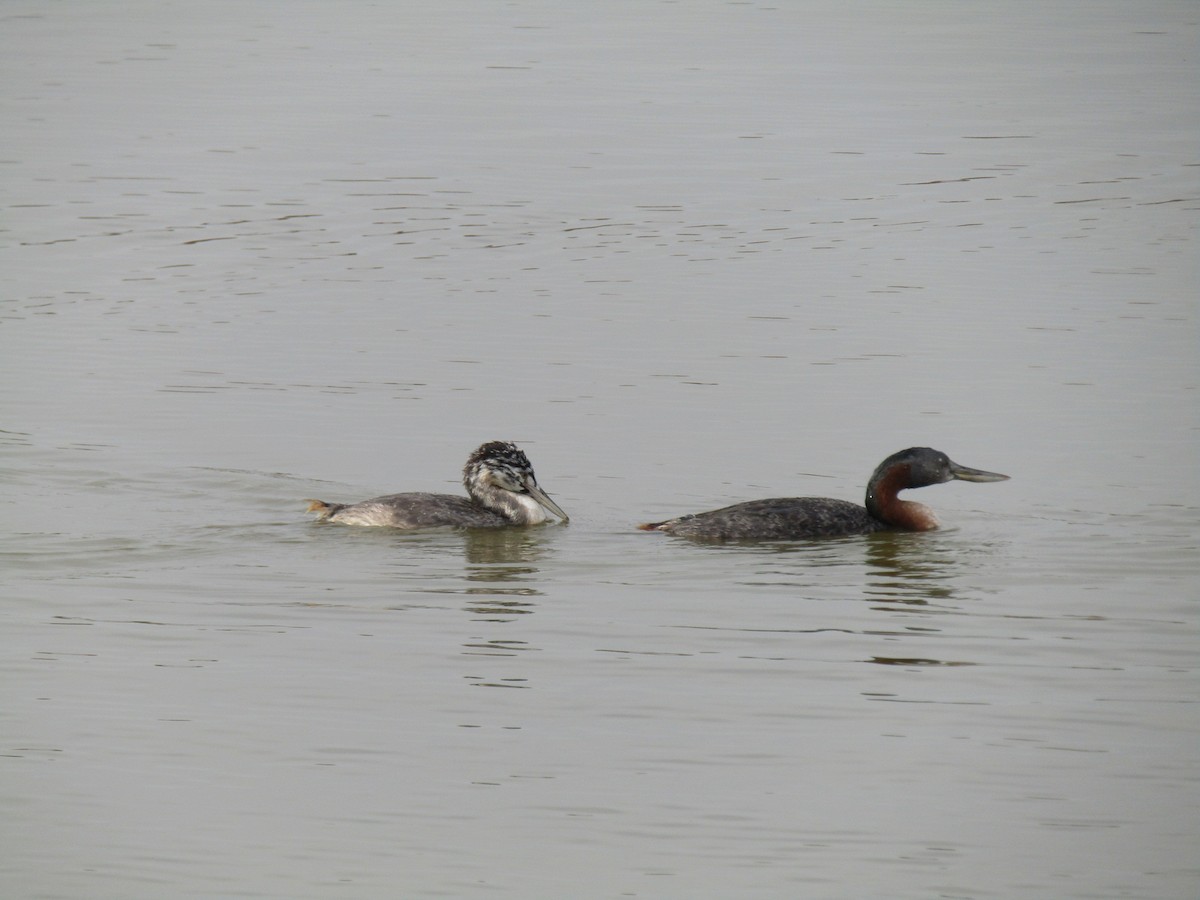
[[306, 441, 568, 529], [638, 447, 1008, 541]]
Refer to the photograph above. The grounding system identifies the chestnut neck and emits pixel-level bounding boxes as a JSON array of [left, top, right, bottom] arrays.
[[865, 463, 939, 531]]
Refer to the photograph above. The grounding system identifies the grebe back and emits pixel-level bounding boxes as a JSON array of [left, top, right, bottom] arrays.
[[306, 441, 568, 529], [638, 447, 1008, 541]]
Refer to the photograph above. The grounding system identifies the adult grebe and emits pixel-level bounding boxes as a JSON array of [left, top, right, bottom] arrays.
[[638, 447, 1008, 540], [306, 441, 568, 529]]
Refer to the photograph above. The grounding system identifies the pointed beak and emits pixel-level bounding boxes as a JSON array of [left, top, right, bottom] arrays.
[[525, 476, 569, 523], [949, 460, 1010, 483]]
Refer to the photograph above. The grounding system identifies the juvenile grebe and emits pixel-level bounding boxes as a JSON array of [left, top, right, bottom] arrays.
[[638, 447, 1008, 541], [306, 441, 568, 529]]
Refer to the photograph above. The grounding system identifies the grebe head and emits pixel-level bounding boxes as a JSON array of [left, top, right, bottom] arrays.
[[874, 447, 1010, 490], [863, 447, 1009, 530], [463, 441, 569, 523]]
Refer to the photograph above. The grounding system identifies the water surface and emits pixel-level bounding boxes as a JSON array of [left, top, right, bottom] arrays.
[[3, 2, 1198, 898]]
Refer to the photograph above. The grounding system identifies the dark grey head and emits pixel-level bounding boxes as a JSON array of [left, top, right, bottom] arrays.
[[871, 447, 1010, 491], [463, 441, 569, 522]]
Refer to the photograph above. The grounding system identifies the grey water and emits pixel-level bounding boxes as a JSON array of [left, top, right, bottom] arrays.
[[3, 2, 1198, 897]]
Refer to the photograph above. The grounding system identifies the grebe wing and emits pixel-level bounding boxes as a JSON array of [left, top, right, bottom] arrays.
[[317, 492, 508, 529], [645, 497, 883, 540]]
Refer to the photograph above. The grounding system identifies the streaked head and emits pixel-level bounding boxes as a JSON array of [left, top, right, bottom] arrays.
[[463, 441, 569, 522]]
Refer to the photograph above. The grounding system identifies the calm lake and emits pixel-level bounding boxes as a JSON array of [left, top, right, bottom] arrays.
[[3, 2, 1198, 898]]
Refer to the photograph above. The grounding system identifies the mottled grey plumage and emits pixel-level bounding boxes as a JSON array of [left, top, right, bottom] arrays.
[[644, 497, 886, 541], [639, 447, 1008, 541], [306, 441, 568, 529]]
